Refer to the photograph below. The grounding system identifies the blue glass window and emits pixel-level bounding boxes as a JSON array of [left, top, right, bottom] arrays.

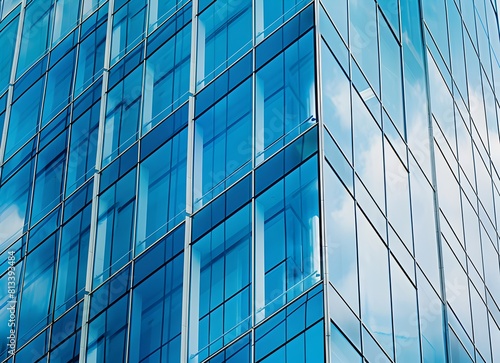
[[256, 31, 315, 162], [31, 132, 67, 226], [17, 236, 57, 347], [0, 14, 19, 93], [5, 77, 45, 159], [256, 0, 308, 39], [16, 0, 53, 76], [102, 64, 143, 166], [190, 205, 252, 361], [74, 21, 106, 95], [54, 205, 91, 318], [42, 48, 76, 125], [142, 23, 191, 133], [110, 0, 148, 65], [255, 157, 320, 319], [193, 78, 252, 209], [129, 253, 183, 362], [66, 101, 100, 195], [197, 0, 252, 87], [52, 0, 80, 45], [136, 128, 187, 253], [93, 169, 136, 287], [148, 0, 189, 32]]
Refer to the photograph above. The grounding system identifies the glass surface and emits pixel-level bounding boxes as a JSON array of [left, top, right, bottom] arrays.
[[102, 65, 143, 166], [16, 0, 53, 76], [194, 78, 252, 208], [135, 128, 187, 252], [110, 0, 148, 65], [255, 31, 315, 162], [52, 0, 80, 45], [94, 169, 136, 286], [197, 0, 252, 87], [142, 23, 191, 132], [256, 0, 308, 39], [255, 157, 320, 319], [349, 0, 379, 94], [0, 15, 19, 93], [321, 40, 352, 162], [190, 205, 252, 361], [148, 0, 188, 31]]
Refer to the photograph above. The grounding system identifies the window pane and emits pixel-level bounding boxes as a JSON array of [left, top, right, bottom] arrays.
[[194, 78, 252, 208], [94, 169, 136, 286], [110, 0, 148, 65], [142, 23, 191, 133], [256, 31, 316, 162], [148, 0, 188, 32], [0, 15, 19, 93], [255, 157, 320, 319], [102, 65, 143, 166], [136, 128, 187, 252], [52, 0, 80, 45], [256, 0, 308, 39], [197, 0, 252, 87], [190, 205, 252, 361]]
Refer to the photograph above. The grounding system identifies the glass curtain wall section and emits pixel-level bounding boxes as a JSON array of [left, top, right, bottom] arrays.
[[0, 0, 500, 362]]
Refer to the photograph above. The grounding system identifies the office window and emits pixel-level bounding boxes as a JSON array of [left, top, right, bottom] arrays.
[[74, 21, 107, 95], [31, 132, 67, 226], [190, 204, 252, 361], [17, 0, 53, 76], [255, 157, 320, 319], [256, 0, 308, 39], [52, 0, 80, 45], [136, 128, 187, 253], [94, 169, 136, 287], [197, 0, 252, 87], [142, 23, 191, 133], [193, 78, 252, 208], [148, 0, 188, 31], [54, 205, 91, 318], [102, 65, 143, 166], [42, 48, 76, 125], [129, 253, 183, 362], [0, 14, 19, 93], [66, 101, 100, 195], [110, 0, 148, 65], [256, 31, 315, 162]]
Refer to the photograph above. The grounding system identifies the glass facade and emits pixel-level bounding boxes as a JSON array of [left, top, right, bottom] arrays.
[[0, 0, 499, 362]]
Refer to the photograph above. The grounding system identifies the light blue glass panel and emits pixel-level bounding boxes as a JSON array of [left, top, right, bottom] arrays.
[[1, 0, 21, 18], [256, 31, 316, 161], [74, 21, 106, 95], [52, 0, 80, 45], [93, 169, 136, 287], [31, 132, 67, 226], [321, 41, 352, 162], [17, 0, 53, 76], [135, 128, 187, 253], [421, 0, 450, 65], [66, 102, 99, 195], [350, 0, 379, 94], [379, 16, 404, 134], [391, 258, 420, 363], [194, 79, 252, 208], [197, 0, 252, 87], [42, 48, 76, 125], [256, 0, 308, 39], [17, 236, 57, 347], [142, 24, 191, 132], [324, 164, 358, 312], [129, 254, 183, 362], [54, 205, 91, 318], [330, 323, 362, 363], [102, 65, 142, 166], [5, 77, 44, 159], [110, 0, 147, 65], [148, 0, 188, 32], [255, 157, 320, 319], [0, 163, 32, 251], [190, 205, 251, 361], [0, 14, 19, 93], [357, 208, 393, 358]]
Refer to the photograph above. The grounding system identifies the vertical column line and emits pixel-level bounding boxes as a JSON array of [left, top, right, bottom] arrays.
[[78, 0, 116, 360], [180, 0, 199, 361]]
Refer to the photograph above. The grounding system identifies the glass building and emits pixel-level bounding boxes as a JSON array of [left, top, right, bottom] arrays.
[[0, 0, 499, 362]]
